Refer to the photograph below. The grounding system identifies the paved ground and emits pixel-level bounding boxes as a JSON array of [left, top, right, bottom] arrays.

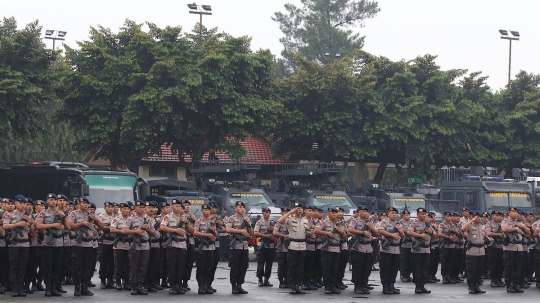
[[4, 260, 539, 302]]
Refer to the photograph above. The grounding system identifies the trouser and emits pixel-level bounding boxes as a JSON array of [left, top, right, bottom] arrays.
[[41, 246, 63, 286], [410, 253, 430, 285], [277, 252, 288, 282], [488, 247, 503, 280], [321, 250, 340, 287], [399, 247, 411, 277], [256, 248, 275, 279], [129, 250, 149, 285], [519, 251, 527, 283], [304, 250, 316, 282], [25, 246, 42, 283], [58, 246, 68, 282], [526, 250, 535, 277], [161, 245, 168, 283], [210, 249, 219, 284], [379, 252, 399, 284], [196, 250, 214, 284], [64, 246, 73, 278], [145, 247, 160, 286], [350, 250, 372, 286], [0, 246, 9, 287], [229, 249, 249, 284], [440, 247, 454, 276], [92, 247, 98, 273], [503, 250, 523, 285], [99, 244, 114, 280], [337, 249, 348, 284], [72, 246, 94, 284], [315, 249, 323, 279], [167, 247, 186, 286], [9, 247, 30, 287], [287, 249, 305, 285], [113, 249, 129, 282], [466, 255, 484, 286], [219, 235, 230, 261], [371, 239, 380, 264], [534, 250, 540, 282], [452, 247, 463, 277], [429, 247, 440, 277], [182, 243, 194, 283]]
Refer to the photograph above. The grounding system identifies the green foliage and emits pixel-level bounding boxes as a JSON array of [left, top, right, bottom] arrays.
[[273, 0, 379, 73], [0, 17, 56, 139]]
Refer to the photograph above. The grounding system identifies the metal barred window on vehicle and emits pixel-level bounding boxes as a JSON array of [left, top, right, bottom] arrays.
[[486, 192, 531, 208], [229, 193, 271, 205], [313, 195, 355, 208], [392, 198, 426, 210]]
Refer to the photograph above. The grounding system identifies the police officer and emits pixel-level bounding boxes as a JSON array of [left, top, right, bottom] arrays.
[[313, 207, 324, 287], [406, 207, 434, 294], [226, 201, 253, 294], [486, 210, 505, 287], [0, 199, 9, 294], [377, 206, 404, 295], [370, 211, 380, 271], [123, 200, 155, 295], [217, 205, 230, 262], [56, 194, 70, 290], [253, 206, 275, 287], [68, 197, 104, 296], [273, 207, 290, 288], [502, 206, 528, 293], [4, 195, 32, 297], [301, 205, 317, 290], [27, 199, 46, 292], [208, 201, 224, 291], [98, 201, 115, 289], [399, 209, 413, 282], [314, 207, 345, 295], [336, 207, 349, 290], [349, 205, 376, 294], [110, 202, 131, 290], [278, 202, 307, 295], [532, 213, 540, 288], [193, 203, 217, 294], [159, 199, 190, 295], [182, 200, 197, 292], [144, 201, 161, 292], [439, 211, 459, 284], [427, 212, 440, 283], [462, 210, 488, 294], [158, 201, 171, 288]]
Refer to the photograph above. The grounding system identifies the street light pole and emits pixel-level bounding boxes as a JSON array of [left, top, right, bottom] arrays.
[[499, 29, 519, 85], [44, 29, 67, 50], [187, 3, 212, 40]]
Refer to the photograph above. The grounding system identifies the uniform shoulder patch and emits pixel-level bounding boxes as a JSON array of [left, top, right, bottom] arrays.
[[4, 213, 10, 219], [255, 220, 261, 226]]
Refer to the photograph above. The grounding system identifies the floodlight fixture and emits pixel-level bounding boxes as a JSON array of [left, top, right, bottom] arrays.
[[499, 29, 508, 36], [57, 31, 67, 38], [510, 31, 520, 37], [187, 3, 197, 10], [201, 5, 211, 11], [499, 28, 520, 85], [324, 52, 331, 56], [335, 53, 341, 58], [45, 30, 54, 36]]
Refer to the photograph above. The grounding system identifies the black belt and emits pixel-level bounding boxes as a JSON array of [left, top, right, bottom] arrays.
[[150, 239, 160, 243], [172, 238, 187, 242], [419, 244, 431, 248], [388, 243, 401, 247], [12, 238, 30, 243], [470, 243, 484, 248], [0, 236, 4, 240], [327, 243, 341, 247], [290, 238, 305, 242]]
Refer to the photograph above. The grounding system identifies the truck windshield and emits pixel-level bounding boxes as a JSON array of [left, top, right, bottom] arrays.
[[85, 174, 137, 209], [485, 192, 532, 208], [392, 197, 426, 210], [313, 195, 355, 208], [229, 193, 272, 206]]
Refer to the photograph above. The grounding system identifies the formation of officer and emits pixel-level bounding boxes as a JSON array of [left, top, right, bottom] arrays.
[[5, 192, 540, 298]]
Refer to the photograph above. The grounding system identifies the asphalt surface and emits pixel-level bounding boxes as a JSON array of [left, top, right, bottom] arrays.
[[4, 259, 539, 302]]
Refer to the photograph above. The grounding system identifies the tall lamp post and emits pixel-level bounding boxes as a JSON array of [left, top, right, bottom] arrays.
[[499, 29, 519, 85], [44, 30, 67, 50], [188, 3, 212, 36]]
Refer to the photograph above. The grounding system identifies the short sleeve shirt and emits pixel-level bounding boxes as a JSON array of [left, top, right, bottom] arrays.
[[125, 215, 153, 251], [68, 210, 95, 248], [161, 214, 187, 249], [283, 216, 307, 251], [377, 218, 400, 254], [274, 222, 288, 253], [316, 219, 341, 253], [407, 220, 431, 254], [466, 222, 486, 256], [36, 209, 64, 247], [110, 216, 129, 250], [400, 219, 412, 248], [195, 217, 216, 251], [501, 218, 522, 252], [254, 218, 275, 250], [349, 217, 373, 253], [226, 215, 250, 250], [4, 210, 31, 248]]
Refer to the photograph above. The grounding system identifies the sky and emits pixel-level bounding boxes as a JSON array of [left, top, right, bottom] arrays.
[[3, 0, 540, 91]]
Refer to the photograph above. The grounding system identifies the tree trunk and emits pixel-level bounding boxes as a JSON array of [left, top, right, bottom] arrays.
[[374, 159, 389, 185]]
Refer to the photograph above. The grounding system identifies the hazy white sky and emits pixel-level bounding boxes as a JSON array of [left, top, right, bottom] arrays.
[[3, 0, 539, 91]]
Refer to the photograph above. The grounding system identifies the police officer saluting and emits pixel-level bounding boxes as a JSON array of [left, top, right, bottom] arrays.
[[406, 207, 434, 294], [3, 195, 32, 297], [462, 210, 489, 294], [226, 201, 253, 294], [502, 206, 528, 293], [253, 206, 275, 287]]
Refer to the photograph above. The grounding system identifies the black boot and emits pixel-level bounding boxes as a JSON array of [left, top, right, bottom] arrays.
[[169, 284, 178, 295], [154, 282, 163, 290], [0, 284, 4, 294], [290, 284, 297, 295], [361, 283, 371, 294], [258, 277, 264, 286], [238, 284, 248, 294], [278, 278, 287, 288], [232, 283, 240, 294], [468, 283, 476, 294], [176, 284, 185, 295], [11, 284, 19, 297], [204, 283, 214, 294], [130, 284, 138, 295], [137, 284, 148, 295], [330, 285, 341, 294], [45, 284, 52, 296], [81, 283, 94, 296], [415, 284, 422, 294], [198, 282, 206, 294], [420, 284, 431, 293], [56, 285, 67, 293], [296, 283, 307, 294], [382, 283, 392, 294], [24, 282, 33, 294], [474, 284, 486, 294], [182, 281, 191, 291], [147, 284, 157, 292], [263, 277, 273, 287], [513, 283, 524, 293], [100, 278, 107, 289], [123, 281, 131, 291], [116, 279, 122, 290], [324, 285, 333, 294], [74, 284, 82, 296], [390, 283, 400, 294], [50, 284, 61, 296]]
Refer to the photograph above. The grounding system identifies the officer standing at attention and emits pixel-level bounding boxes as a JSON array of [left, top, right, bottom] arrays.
[[406, 207, 434, 294], [122, 200, 156, 295], [208, 201, 224, 291], [253, 206, 275, 287], [159, 201, 171, 288], [314, 207, 345, 295], [182, 200, 197, 292], [110, 202, 131, 290], [28, 199, 46, 292], [377, 206, 404, 295], [226, 201, 253, 294], [486, 210, 505, 287], [3, 195, 32, 297], [399, 209, 413, 282], [348, 205, 376, 294], [438, 211, 459, 284], [277, 202, 307, 295], [98, 201, 116, 289], [502, 206, 528, 293], [193, 203, 217, 294], [335, 207, 349, 290], [35, 193, 66, 296], [56, 194, 70, 290], [68, 197, 104, 296], [273, 207, 290, 288], [462, 210, 489, 294], [159, 199, 190, 295]]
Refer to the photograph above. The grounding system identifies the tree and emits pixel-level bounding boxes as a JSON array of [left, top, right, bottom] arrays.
[[0, 17, 56, 140], [273, 0, 379, 75], [60, 21, 279, 173]]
